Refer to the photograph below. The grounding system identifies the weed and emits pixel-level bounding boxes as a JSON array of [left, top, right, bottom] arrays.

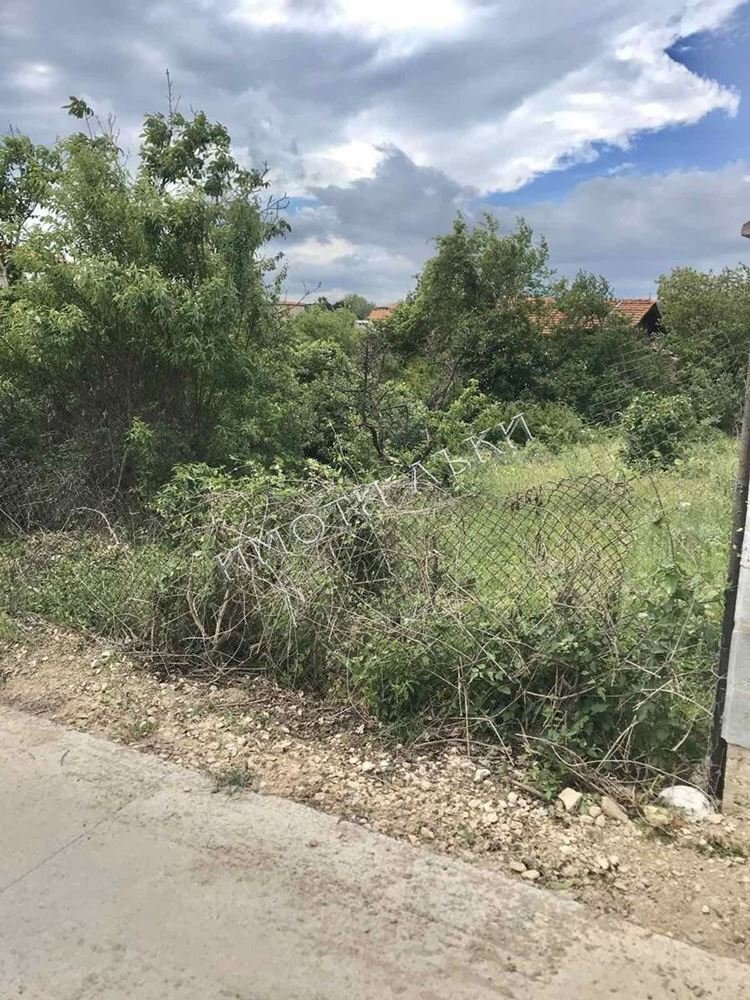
[[0, 432, 735, 791], [459, 825, 477, 846], [118, 719, 158, 744], [212, 766, 253, 795], [694, 838, 748, 860], [0, 610, 21, 646]]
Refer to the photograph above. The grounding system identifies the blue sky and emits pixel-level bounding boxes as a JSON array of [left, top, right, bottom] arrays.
[[1, 0, 749, 301], [494, 15, 749, 209]]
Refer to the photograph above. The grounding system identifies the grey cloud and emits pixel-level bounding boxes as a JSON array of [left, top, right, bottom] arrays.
[[1, 0, 740, 188], [308, 148, 475, 250], [1, 0, 746, 304], [281, 156, 750, 301]]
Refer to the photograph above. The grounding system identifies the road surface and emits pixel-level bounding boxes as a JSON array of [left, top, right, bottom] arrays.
[[1, 704, 748, 999]]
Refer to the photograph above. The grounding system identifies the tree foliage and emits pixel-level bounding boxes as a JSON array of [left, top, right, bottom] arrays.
[[659, 265, 750, 430], [390, 215, 551, 402], [0, 133, 60, 288], [1, 96, 292, 483], [337, 293, 373, 319], [0, 88, 741, 501]]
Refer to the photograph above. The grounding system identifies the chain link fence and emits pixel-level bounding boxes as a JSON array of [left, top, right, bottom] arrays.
[[0, 419, 735, 785]]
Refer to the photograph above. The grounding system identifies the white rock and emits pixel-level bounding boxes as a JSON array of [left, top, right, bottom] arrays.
[[595, 815, 607, 829], [473, 767, 492, 783], [509, 860, 526, 874], [557, 787, 583, 813], [360, 761, 376, 773], [657, 785, 713, 823], [522, 869, 541, 881], [601, 795, 629, 823]]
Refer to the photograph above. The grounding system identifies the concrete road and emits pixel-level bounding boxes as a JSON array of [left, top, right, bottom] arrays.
[[1, 705, 748, 1000]]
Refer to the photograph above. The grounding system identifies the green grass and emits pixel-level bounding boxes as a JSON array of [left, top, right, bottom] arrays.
[[118, 718, 159, 744], [469, 432, 735, 599], [0, 431, 737, 784], [212, 766, 253, 794]]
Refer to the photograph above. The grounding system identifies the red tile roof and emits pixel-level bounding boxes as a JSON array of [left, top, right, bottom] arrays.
[[365, 299, 657, 327], [613, 299, 658, 324], [367, 304, 400, 322]]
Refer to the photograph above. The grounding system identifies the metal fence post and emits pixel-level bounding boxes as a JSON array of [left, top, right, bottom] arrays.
[[709, 220, 750, 813]]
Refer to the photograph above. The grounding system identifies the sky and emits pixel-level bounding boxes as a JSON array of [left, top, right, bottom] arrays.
[[1, 0, 749, 303]]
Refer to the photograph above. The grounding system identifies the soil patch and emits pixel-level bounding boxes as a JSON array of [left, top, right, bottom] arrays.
[[2, 625, 748, 963]]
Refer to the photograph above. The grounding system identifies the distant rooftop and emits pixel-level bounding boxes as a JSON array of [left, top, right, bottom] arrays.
[[367, 299, 659, 327], [367, 304, 400, 322], [612, 299, 659, 324]]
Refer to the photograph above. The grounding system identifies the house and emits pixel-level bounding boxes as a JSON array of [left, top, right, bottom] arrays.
[[367, 304, 400, 322], [367, 297, 662, 334], [539, 298, 662, 338], [612, 299, 661, 336]]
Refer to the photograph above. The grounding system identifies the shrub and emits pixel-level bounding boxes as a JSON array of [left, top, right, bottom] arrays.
[[150, 461, 302, 538], [434, 383, 584, 458], [514, 400, 584, 451], [622, 392, 695, 469], [346, 557, 718, 780]]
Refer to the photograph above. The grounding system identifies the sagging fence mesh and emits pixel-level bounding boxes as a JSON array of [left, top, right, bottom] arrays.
[[1, 465, 635, 656], [0, 438, 732, 784]]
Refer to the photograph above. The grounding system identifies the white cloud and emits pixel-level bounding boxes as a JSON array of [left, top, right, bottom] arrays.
[[1, 0, 747, 304], [285, 235, 358, 266], [280, 157, 750, 301], [9, 61, 56, 93], [3, 1, 743, 198], [229, 0, 480, 47], [304, 140, 386, 186], [323, 1, 743, 192], [607, 162, 636, 176]]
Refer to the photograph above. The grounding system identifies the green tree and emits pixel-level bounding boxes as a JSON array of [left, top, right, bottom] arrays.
[[336, 293, 374, 320], [622, 392, 695, 469], [542, 271, 670, 423], [2, 95, 292, 485], [0, 132, 60, 288], [390, 215, 552, 403], [289, 304, 362, 355], [659, 265, 750, 430]]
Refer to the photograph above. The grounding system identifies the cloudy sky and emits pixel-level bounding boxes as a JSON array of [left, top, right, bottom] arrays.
[[2, 1, 749, 303]]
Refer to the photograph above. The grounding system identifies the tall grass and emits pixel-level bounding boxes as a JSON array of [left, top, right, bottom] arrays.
[[473, 432, 735, 592], [0, 431, 736, 786]]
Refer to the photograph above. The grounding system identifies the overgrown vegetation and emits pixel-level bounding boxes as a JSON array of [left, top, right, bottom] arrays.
[[1, 90, 746, 790]]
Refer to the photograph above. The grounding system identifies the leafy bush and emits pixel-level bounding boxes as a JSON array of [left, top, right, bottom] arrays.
[[150, 462, 240, 531], [346, 555, 718, 779], [433, 383, 584, 459], [622, 392, 695, 469], [512, 400, 584, 451]]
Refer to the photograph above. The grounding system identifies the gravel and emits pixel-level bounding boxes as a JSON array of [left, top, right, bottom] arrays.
[[1, 626, 749, 964]]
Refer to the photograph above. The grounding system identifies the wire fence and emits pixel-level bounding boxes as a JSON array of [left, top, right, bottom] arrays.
[[1, 466, 635, 640], [0, 390, 738, 786]]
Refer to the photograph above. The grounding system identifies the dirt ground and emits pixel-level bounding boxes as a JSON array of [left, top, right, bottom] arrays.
[[2, 625, 749, 964]]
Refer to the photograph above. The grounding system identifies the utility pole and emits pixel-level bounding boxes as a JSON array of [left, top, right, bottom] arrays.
[[712, 219, 750, 817]]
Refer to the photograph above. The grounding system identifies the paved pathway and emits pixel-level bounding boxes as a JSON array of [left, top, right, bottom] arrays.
[[1, 705, 748, 999]]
